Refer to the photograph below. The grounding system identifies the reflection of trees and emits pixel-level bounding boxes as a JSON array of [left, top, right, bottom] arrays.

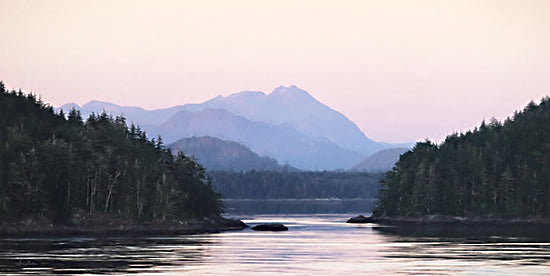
[[373, 224, 550, 240], [0, 236, 215, 274], [223, 198, 377, 214], [372, 225, 550, 263]]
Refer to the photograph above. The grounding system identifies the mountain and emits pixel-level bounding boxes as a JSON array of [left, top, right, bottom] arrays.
[[169, 136, 285, 171], [352, 147, 409, 172], [182, 85, 380, 155], [57, 85, 405, 170], [156, 108, 363, 170]]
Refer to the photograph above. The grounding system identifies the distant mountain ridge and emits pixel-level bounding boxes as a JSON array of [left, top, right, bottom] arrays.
[[58, 100, 183, 131], [156, 108, 363, 170], [352, 147, 410, 173], [169, 136, 285, 171], [57, 85, 404, 170]]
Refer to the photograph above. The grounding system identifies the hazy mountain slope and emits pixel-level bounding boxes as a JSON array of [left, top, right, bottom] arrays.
[[352, 147, 410, 172], [182, 85, 381, 155], [56, 85, 410, 170], [156, 108, 363, 170], [58, 101, 185, 133], [169, 136, 283, 171]]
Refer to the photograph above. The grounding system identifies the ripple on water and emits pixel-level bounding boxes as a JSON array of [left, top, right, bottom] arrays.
[[0, 214, 549, 275]]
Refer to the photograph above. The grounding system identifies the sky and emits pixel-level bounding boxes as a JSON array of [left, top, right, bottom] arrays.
[[1, 0, 549, 143]]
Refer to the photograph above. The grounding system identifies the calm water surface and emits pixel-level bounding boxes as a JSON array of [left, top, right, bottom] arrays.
[[1, 214, 549, 275]]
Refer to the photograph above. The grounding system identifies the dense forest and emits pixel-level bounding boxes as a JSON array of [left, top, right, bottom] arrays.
[[0, 82, 222, 223], [374, 97, 550, 218], [209, 170, 383, 199]]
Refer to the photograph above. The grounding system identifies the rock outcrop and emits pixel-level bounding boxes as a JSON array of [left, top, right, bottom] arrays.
[[346, 215, 374, 223], [251, 223, 288, 231]]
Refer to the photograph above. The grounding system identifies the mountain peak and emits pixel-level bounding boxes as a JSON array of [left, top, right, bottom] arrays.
[[271, 84, 302, 93], [81, 100, 121, 109], [58, 102, 80, 110], [228, 90, 266, 99], [269, 85, 314, 101]]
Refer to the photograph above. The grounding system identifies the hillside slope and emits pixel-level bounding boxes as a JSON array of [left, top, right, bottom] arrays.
[[156, 108, 363, 170], [169, 136, 284, 171], [352, 147, 409, 172], [375, 97, 550, 218]]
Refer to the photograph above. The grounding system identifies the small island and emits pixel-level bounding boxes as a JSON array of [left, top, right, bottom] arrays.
[[346, 215, 374, 223], [371, 97, 550, 224], [252, 223, 288, 231]]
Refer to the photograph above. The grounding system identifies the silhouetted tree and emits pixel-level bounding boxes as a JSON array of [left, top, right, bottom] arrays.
[[374, 96, 550, 218], [0, 81, 222, 222]]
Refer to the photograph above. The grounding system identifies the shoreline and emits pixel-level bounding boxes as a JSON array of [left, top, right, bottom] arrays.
[[0, 216, 247, 238], [371, 215, 550, 225]]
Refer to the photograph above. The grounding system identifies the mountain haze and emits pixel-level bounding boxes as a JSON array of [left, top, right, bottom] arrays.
[[169, 136, 284, 171], [183, 85, 379, 155], [156, 108, 363, 170], [352, 147, 410, 172], [57, 85, 403, 170], [59, 101, 184, 132]]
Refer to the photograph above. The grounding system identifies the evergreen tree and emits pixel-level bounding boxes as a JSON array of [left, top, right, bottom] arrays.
[[374, 96, 550, 218], [0, 81, 222, 222]]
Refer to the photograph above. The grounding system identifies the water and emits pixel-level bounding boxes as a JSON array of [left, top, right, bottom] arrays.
[[1, 214, 549, 275], [223, 198, 376, 214]]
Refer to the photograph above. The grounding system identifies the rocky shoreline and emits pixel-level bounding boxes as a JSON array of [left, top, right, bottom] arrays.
[[0, 215, 247, 238], [348, 214, 550, 225]]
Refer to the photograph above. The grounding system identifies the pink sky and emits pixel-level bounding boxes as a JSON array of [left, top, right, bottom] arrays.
[[1, 0, 549, 143]]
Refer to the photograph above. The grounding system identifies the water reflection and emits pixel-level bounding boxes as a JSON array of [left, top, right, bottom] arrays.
[[373, 224, 550, 267], [0, 236, 212, 274], [373, 224, 550, 241], [223, 199, 376, 214], [0, 214, 549, 275]]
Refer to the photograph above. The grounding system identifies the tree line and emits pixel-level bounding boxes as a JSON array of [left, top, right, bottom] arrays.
[[0, 82, 222, 223], [374, 96, 550, 218], [209, 170, 383, 199]]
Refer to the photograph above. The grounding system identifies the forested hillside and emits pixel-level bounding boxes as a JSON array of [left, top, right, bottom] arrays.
[[374, 97, 550, 218], [170, 136, 284, 171], [209, 170, 383, 199], [0, 82, 221, 223]]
